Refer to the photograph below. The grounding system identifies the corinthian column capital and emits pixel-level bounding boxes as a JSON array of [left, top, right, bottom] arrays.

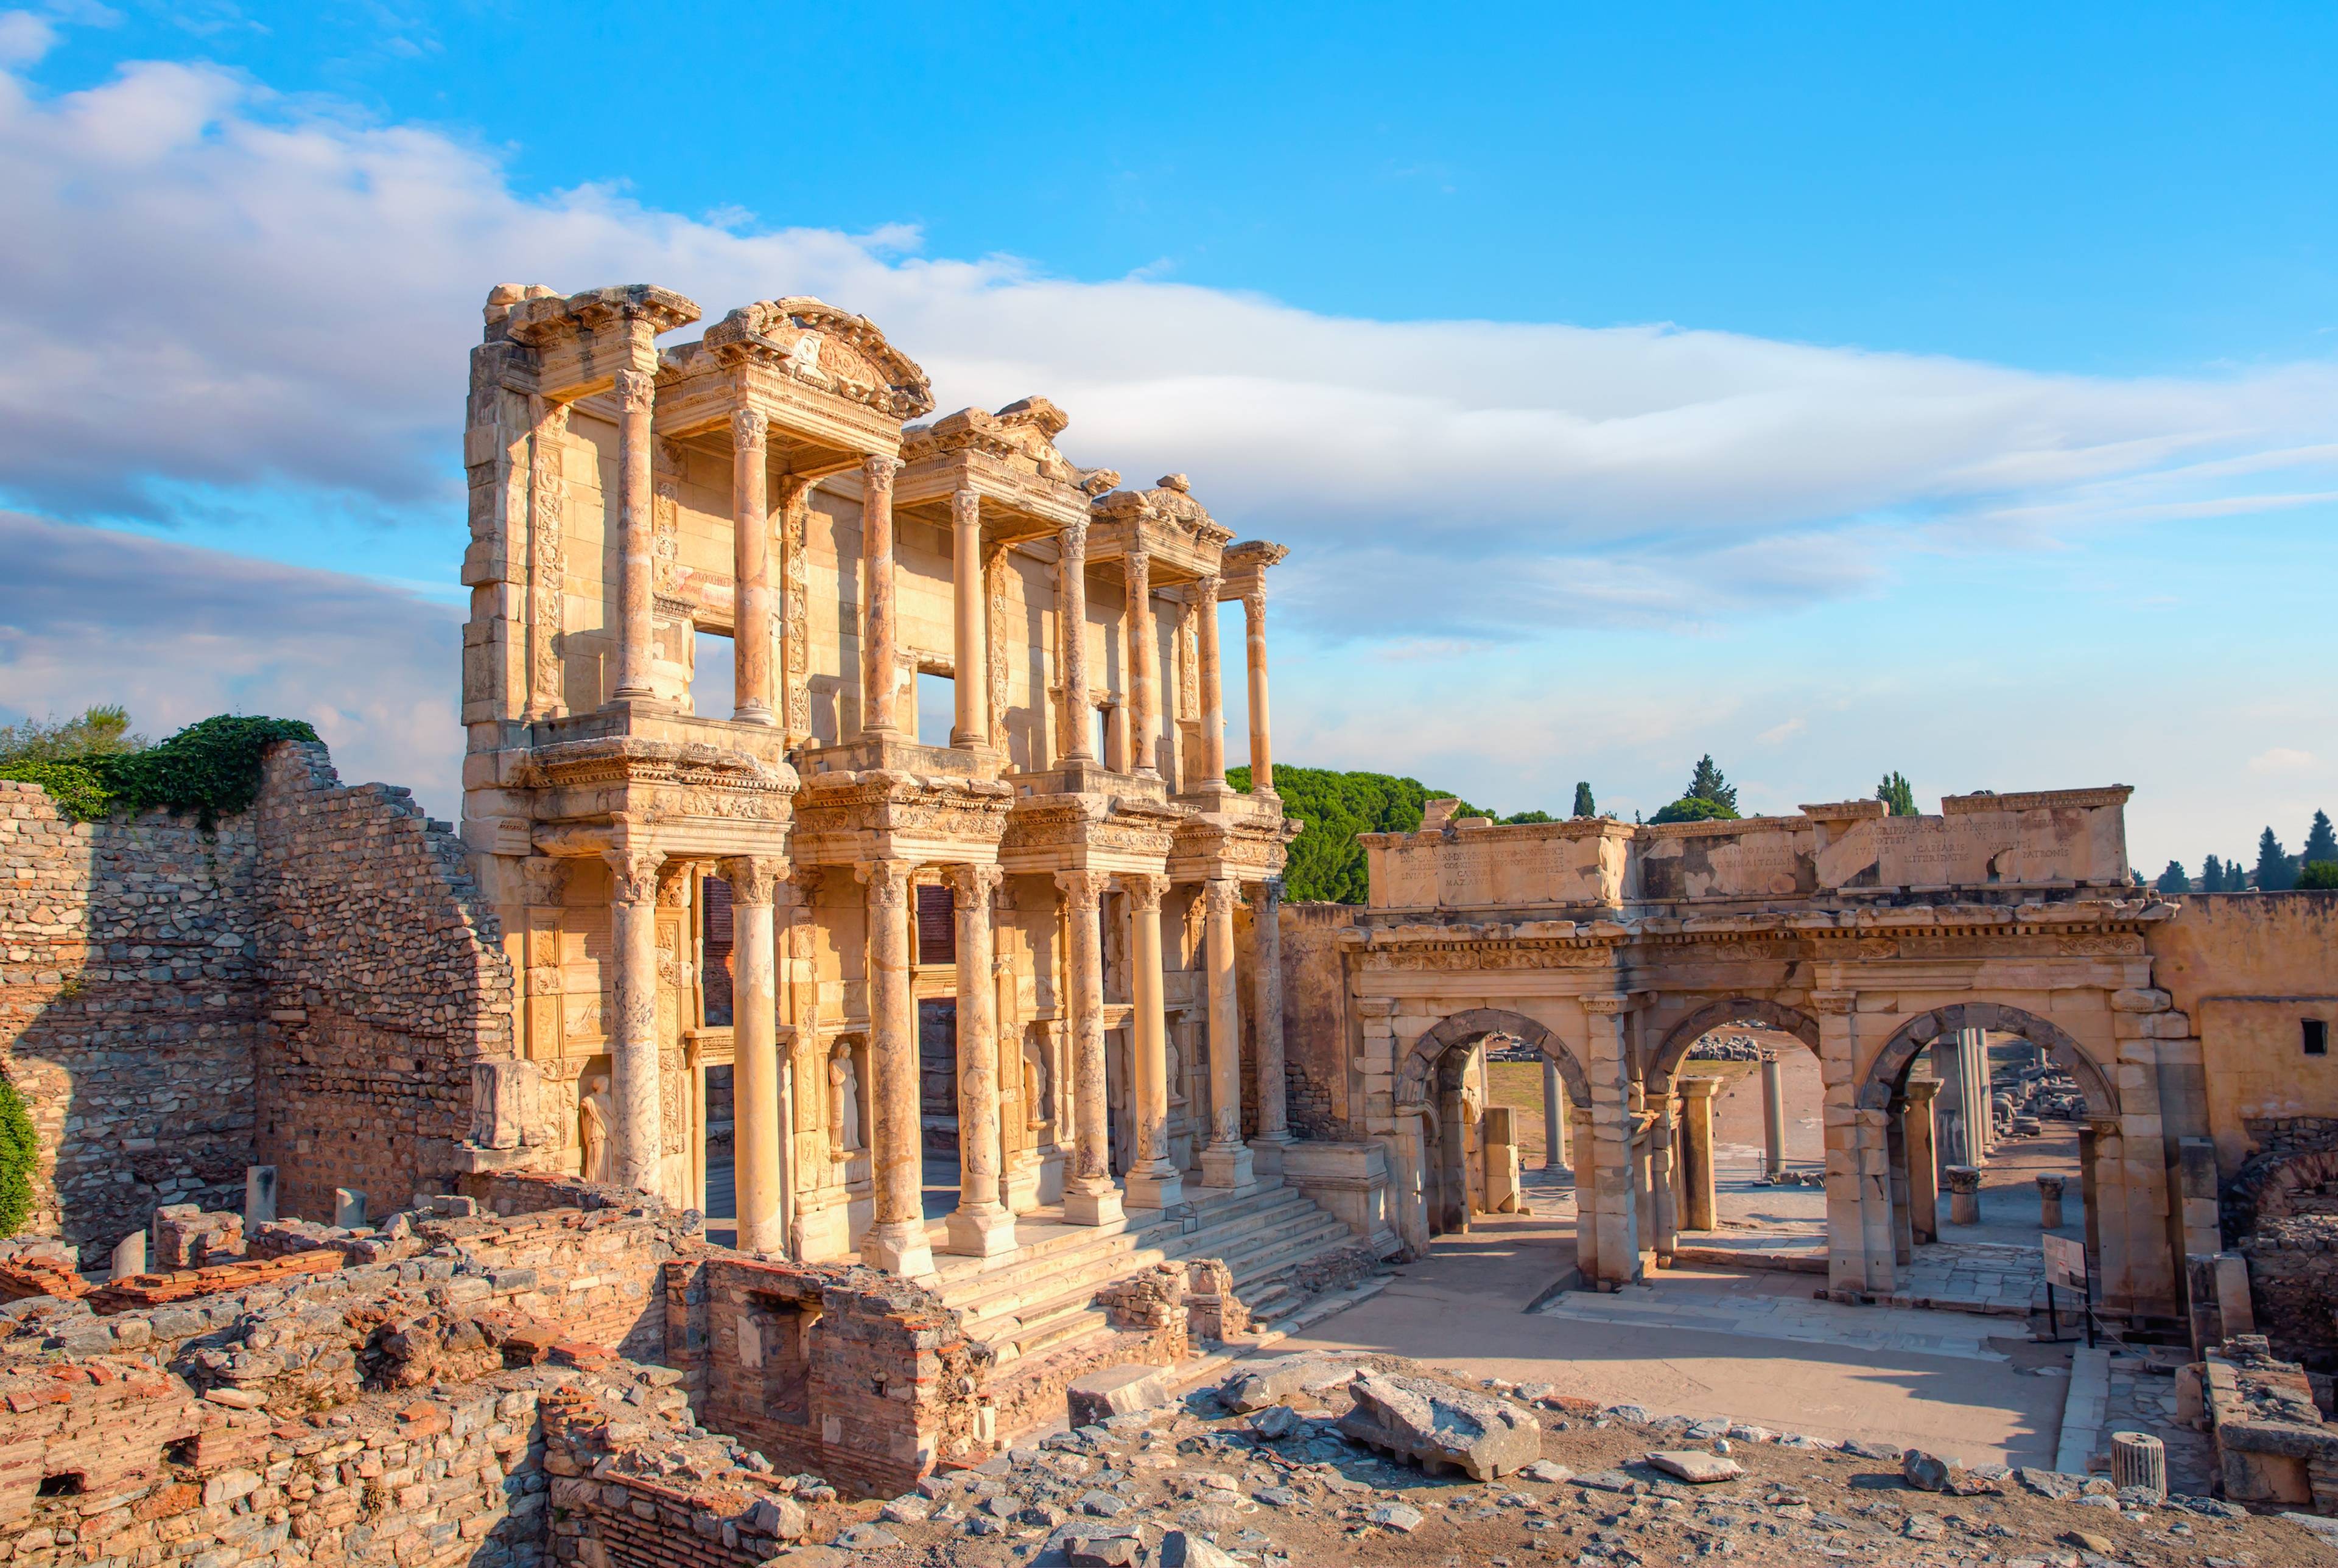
[[1119, 872, 1168, 913]]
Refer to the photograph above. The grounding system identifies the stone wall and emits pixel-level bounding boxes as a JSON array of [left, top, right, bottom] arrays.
[[253, 743, 517, 1222], [1277, 903, 1357, 1140], [0, 780, 260, 1256]]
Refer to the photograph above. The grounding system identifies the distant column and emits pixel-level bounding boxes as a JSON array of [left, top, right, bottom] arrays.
[[1678, 1077, 1719, 1231], [1248, 879, 1291, 1174], [1760, 1055, 1786, 1180], [1241, 582, 1273, 794], [721, 856, 784, 1253], [1199, 879, 1254, 1188], [1127, 550, 1158, 775], [603, 845, 665, 1193], [610, 370, 658, 701], [1056, 870, 1122, 1223], [858, 858, 933, 1276], [1543, 1056, 1565, 1171], [861, 455, 902, 737], [1904, 1078, 1941, 1245], [945, 864, 1014, 1255], [1122, 873, 1182, 1211], [1195, 575, 1226, 786], [731, 408, 776, 724], [950, 489, 988, 748]]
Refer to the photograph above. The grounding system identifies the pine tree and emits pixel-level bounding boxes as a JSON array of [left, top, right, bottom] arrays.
[[2155, 860, 2191, 894], [1572, 782, 1596, 818], [1876, 771, 1917, 816], [2255, 827, 2295, 892], [1685, 755, 1738, 811], [2202, 854, 2224, 892], [2304, 809, 2337, 867]]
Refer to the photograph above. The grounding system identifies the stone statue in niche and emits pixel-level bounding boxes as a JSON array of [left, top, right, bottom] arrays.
[[830, 1045, 862, 1153], [580, 1074, 613, 1183], [1023, 1031, 1050, 1129], [1165, 1032, 1186, 1106]]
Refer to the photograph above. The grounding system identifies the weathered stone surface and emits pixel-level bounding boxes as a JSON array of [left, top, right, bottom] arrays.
[[1338, 1371, 1540, 1479], [1646, 1449, 1744, 1484], [1067, 1363, 1174, 1427], [1218, 1353, 1352, 1414]]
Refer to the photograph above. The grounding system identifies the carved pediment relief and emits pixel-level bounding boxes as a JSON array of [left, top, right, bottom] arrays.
[[697, 297, 934, 419]]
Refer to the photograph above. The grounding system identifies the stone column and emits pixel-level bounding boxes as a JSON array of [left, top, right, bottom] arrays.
[[721, 856, 784, 1253], [1678, 1076, 1719, 1231], [1058, 520, 1094, 761], [686, 1039, 706, 1217], [1931, 1037, 1969, 1168], [1760, 1054, 1786, 1180], [944, 864, 1013, 1255], [1543, 1055, 1566, 1171], [1056, 870, 1121, 1224], [1195, 576, 1226, 786], [861, 455, 902, 737], [1886, 1091, 1915, 1267], [1648, 1082, 1679, 1263], [1241, 583, 1273, 794], [603, 846, 665, 1192], [1584, 995, 1639, 1286], [1944, 1165, 1982, 1225], [950, 489, 988, 749], [1122, 873, 1182, 1211], [1570, 1101, 1598, 1278], [857, 858, 933, 1275], [1248, 878, 1291, 1175], [731, 409, 776, 724], [1904, 1078, 1941, 1245], [610, 369, 658, 701], [1199, 879, 1254, 1188], [1961, 1027, 1992, 1164], [2038, 1173, 2066, 1230], [1127, 550, 1158, 775]]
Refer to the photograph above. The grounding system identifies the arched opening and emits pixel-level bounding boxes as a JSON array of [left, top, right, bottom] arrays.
[[1394, 1009, 1590, 1256], [1857, 1003, 2117, 1311], [1649, 1000, 1827, 1271]]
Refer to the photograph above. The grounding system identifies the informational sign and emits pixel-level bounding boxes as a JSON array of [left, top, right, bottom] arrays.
[[2043, 1233, 2088, 1289]]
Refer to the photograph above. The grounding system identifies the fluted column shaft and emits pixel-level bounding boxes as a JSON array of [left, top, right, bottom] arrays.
[[1127, 551, 1157, 775], [611, 371, 658, 701], [1199, 879, 1254, 1188], [721, 856, 783, 1251], [1122, 875, 1181, 1210], [945, 864, 1014, 1255], [861, 456, 902, 737], [1241, 585, 1273, 793], [1059, 521, 1093, 761], [858, 858, 933, 1275], [603, 847, 664, 1191], [1195, 576, 1225, 785], [950, 489, 988, 749], [731, 410, 776, 724], [1056, 870, 1122, 1223]]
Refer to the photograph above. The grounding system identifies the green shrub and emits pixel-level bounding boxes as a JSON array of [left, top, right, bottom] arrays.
[[2299, 860, 2338, 891], [1649, 795, 1742, 825], [0, 713, 315, 830], [0, 1079, 37, 1237]]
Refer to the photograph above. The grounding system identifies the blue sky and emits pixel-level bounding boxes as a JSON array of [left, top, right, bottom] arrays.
[[1, 2, 2334, 874]]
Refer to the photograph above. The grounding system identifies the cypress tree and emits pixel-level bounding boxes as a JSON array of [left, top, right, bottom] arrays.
[[1685, 755, 1738, 811], [2155, 859, 2191, 894], [1572, 781, 1596, 817], [1876, 771, 1917, 816], [2202, 854, 2224, 891], [2304, 809, 2337, 867], [2255, 827, 2295, 892]]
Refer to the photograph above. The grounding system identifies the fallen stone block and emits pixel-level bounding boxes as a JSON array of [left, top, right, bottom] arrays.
[[1067, 1363, 1176, 1427], [1646, 1450, 1744, 1484], [1521, 1459, 1573, 1484], [1338, 1371, 1540, 1480], [1367, 1502, 1425, 1532], [1220, 1353, 1351, 1413], [1157, 1531, 1242, 1568]]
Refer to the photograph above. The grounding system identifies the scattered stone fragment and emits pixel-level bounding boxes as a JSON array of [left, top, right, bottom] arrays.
[[1646, 1450, 1744, 1485], [1249, 1403, 1308, 1441], [1577, 1469, 1641, 1494], [830, 1523, 899, 1550], [1339, 1370, 1540, 1479], [1368, 1502, 1426, 1533], [1069, 1364, 1178, 1427], [1521, 1459, 1573, 1484]]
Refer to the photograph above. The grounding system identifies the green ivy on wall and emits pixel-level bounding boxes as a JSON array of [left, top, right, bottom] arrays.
[[0, 714, 317, 830], [0, 1078, 36, 1237]]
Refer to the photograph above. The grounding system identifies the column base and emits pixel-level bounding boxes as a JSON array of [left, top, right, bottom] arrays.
[[1199, 1141, 1255, 1189], [860, 1219, 936, 1279], [944, 1203, 1019, 1258], [1246, 1133, 1293, 1180], [792, 1199, 853, 1262], [1124, 1165, 1185, 1212], [1062, 1180, 1125, 1227]]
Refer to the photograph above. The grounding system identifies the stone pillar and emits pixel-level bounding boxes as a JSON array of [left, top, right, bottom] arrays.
[[1904, 1078, 1940, 1245], [244, 1166, 277, 1227], [1760, 1054, 1786, 1180], [1241, 583, 1273, 794], [1648, 1083, 1679, 1263], [731, 408, 776, 724], [686, 1038, 706, 1216], [944, 864, 1014, 1255], [857, 858, 933, 1276], [1886, 1091, 1915, 1267], [1570, 1101, 1598, 1279], [1122, 873, 1182, 1211], [1678, 1077, 1719, 1231], [604, 846, 665, 1194], [721, 856, 784, 1254], [1962, 1027, 1992, 1164], [1248, 879, 1291, 1175], [1058, 520, 1094, 761], [1195, 575, 1226, 786], [1944, 1165, 1982, 1225], [1584, 996, 1639, 1286], [1931, 1037, 1970, 1168], [1056, 870, 1122, 1224], [1543, 1055, 1567, 1171], [860, 455, 902, 737], [950, 489, 988, 749], [2038, 1173, 2066, 1230], [1198, 879, 1254, 1188], [610, 369, 658, 701], [1395, 1111, 1431, 1258], [1127, 550, 1157, 775]]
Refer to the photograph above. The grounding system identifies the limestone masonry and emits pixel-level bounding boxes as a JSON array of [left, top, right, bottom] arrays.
[[2, 278, 2337, 1564]]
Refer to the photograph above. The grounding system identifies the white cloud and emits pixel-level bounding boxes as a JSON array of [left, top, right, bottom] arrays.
[[1757, 718, 1807, 746], [0, 510, 462, 816], [0, 44, 2333, 641], [2248, 747, 2319, 774]]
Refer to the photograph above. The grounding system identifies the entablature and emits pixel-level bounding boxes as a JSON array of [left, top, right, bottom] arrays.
[[790, 769, 1014, 868]]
